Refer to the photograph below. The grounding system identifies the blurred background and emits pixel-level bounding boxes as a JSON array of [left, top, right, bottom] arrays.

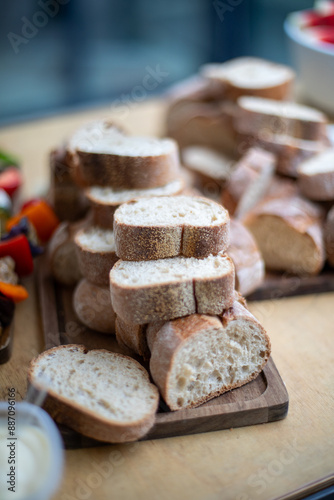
[[0, 0, 314, 125]]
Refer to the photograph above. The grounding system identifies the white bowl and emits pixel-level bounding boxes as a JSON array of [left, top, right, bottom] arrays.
[[284, 11, 334, 114], [0, 401, 64, 500]]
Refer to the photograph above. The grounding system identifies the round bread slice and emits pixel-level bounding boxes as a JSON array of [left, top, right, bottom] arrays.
[[297, 149, 334, 201], [86, 178, 185, 230], [148, 299, 271, 410], [114, 196, 230, 260], [110, 253, 235, 324], [73, 279, 116, 334], [115, 317, 150, 360], [74, 226, 118, 286], [68, 120, 180, 189], [201, 57, 295, 101], [28, 345, 159, 442], [235, 96, 328, 141]]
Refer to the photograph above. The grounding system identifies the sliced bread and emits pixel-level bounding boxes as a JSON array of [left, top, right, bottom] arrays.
[[297, 149, 334, 201], [244, 195, 325, 276], [68, 120, 180, 189], [74, 226, 118, 287], [235, 96, 328, 141], [325, 205, 334, 267], [182, 146, 236, 197], [114, 196, 230, 260], [221, 147, 275, 219], [85, 178, 185, 230], [201, 57, 294, 101], [228, 219, 264, 297], [110, 253, 235, 324], [238, 133, 329, 178], [48, 220, 86, 286], [148, 299, 271, 410], [115, 316, 150, 360], [73, 279, 116, 334], [28, 345, 159, 442]]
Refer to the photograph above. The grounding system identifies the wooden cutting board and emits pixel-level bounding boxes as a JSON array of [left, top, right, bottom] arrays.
[[37, 255, 289, 448]]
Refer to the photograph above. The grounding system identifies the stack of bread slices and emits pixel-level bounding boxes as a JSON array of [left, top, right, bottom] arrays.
[[68, 120, 185, 334], [109, 194, 271, 411]]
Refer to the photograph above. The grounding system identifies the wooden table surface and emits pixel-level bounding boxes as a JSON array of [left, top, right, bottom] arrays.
[[0, 101, 334, 500]]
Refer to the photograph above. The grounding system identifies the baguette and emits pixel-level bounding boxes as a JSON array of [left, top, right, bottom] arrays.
[[244, 195, 325, 276], [28, 345, 159, 442], [86, 178, 184, 230], [228, 219, 264, 297], [73, 279, 116, 334], [235, 96, 328, 141], [110, 253, 235, 324], [74, 226, 118, 286], [148, 299, 271, 410], [68, 120, 180, 189], [201, 57, 294, 101], [297, 149, 334, 201], [115, 317, 150, 360], [221, 147, 275, 219], [114, 196, 230, 260]]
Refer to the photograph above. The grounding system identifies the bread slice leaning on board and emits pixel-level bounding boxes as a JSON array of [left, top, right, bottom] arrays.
[[85, 178, 185, 230], [68, 120, 180, 189], [110, 253, 235, 324], [200, 57, 295, 101], [28, 345, 159, 442], [146, 297, 271, 410], [114, 196, 230, 260]]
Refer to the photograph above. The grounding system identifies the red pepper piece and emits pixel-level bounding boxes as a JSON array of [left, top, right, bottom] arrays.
[[7, 199, 59, 243], [0, 234, 33, 276], [0, 167, 22, 198]]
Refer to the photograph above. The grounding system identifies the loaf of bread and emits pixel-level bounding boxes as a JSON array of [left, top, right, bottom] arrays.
[[85, 178, 185, 230], [201, 57, 295, 101], [244, 195, 325, 276], [110, 253, 235, 324], [228, 219, 264, 297], [221, 147, 275, 218], [148, 298, 271, 410], [114, 196, 230, 260], [28, 345, 159, 442], [235, 96, 328, 141], [74, 227, 118, 286], [73, 279, 116, 334], [297, 149, 334, 201], [68, 120, 180, 189]]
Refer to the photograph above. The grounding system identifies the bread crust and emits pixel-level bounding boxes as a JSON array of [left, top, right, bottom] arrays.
[[114, 196, 230, 260], [73, 279, 116, 334], [234, 97, 328, 142], [325, 206, 334, 267], [109, 255, 235, 324], [227, 219, 264, 297], [115, 316, 149, 359], [244, 195, 325, 275], [149, 301, 271, 410], [74, 228, 118, 286], [70, 147, 180, 190], [28, 345, 159, 442], [298, 168, 334, 201]]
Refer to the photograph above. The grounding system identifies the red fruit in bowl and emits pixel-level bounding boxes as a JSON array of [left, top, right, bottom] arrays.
[[0, 167, 22, 198]]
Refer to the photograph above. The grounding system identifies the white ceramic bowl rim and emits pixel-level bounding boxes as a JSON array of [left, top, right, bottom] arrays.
[[284, 11, 334, 57], [0, 401, 64, 500]]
